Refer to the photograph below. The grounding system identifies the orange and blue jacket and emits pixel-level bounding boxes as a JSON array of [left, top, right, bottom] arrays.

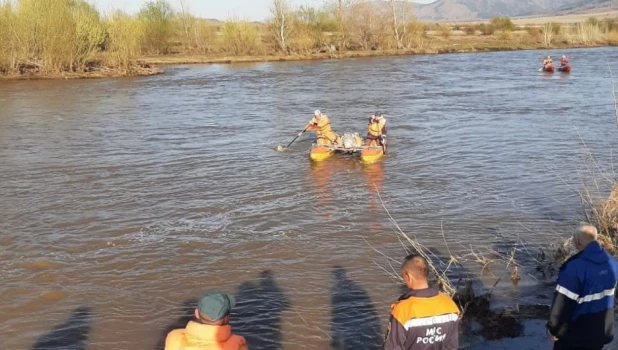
[[164, 321, 248, 350], [383, 287, 460, 350]]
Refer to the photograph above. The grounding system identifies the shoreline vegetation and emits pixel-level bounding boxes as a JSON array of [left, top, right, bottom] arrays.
[[2, 0, 618, 80]]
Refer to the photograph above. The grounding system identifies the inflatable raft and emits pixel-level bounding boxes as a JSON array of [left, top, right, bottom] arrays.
[[309, 146, 335, 161], [309, 132, 385, 163], [558, 64, 571, 73], [360, 146, 384, 164], [543, 64, 555, 72]]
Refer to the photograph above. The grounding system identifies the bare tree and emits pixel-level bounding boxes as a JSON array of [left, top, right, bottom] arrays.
[[271, 0, 293, 52], [389, 0, 401, 48], [389, 0, 413, 49], [349, 1, 388, 50], [178, 0, 191, 41], [541, 22, 553, 47]]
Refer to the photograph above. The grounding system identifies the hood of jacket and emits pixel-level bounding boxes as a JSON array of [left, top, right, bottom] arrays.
[[184, 321, 233, 345], [580, 241, 611, 265]]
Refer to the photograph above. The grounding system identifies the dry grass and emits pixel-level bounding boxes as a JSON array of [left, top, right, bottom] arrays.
[[512, 11, 618, 26], [365, 186, 539, 341], [581, 183, 618, 257]]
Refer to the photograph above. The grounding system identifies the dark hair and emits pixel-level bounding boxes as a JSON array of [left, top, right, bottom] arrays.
[[402, 254, 429, 279], [374, 111, 382, 117]]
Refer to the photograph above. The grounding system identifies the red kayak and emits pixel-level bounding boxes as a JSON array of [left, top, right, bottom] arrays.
[[558, 64, 571, 73], [543, 64, 555, 72]]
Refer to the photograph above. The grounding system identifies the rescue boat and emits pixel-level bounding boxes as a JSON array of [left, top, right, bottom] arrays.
[[309, 146, 335, 161], [360, 146, 384, 163], [309, 133, 385, 163], [558, 64, 571, 73], [543, 64, 555, 72]]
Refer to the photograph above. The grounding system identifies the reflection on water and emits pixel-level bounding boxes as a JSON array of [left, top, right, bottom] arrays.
[[362, 161, 385, 214], [1, 47, 618, 349]]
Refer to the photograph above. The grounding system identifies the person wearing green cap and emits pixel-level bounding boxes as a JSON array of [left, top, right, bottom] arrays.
[[165, 292, 248, 350]]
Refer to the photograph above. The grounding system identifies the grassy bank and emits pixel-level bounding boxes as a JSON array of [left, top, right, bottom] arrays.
[[1, 0, 618, 80], [139, 39, 611, 67]]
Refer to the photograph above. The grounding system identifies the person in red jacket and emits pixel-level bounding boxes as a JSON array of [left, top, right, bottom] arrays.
[[560, 55, 569, 67], [383, 254, 460, 350]]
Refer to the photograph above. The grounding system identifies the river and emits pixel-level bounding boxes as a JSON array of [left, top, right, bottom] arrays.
[[1, 47, 618, 350]]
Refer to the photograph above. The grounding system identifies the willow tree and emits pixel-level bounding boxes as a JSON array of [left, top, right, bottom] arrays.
[[296, 6, 337, 49], [105, 10, 144, 72], [0, 1, 18, 71], [17, 0, 76, 71], [71, 0, 106, 70], [138, 0, 174, 54]]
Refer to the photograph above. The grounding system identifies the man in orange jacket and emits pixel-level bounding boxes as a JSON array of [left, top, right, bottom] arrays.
[[366, 111, 387, 152], [383, 254, 460, 350], [304, 110, 341, 146], [165, 292, 248, 350]]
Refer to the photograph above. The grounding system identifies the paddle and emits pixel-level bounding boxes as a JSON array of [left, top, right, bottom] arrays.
[[276, 127, 308, 151]]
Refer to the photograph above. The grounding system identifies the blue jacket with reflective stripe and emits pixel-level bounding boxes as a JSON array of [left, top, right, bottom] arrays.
[[547, 241, 618, 346]]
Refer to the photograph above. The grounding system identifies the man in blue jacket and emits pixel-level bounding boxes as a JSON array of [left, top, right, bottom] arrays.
[[547, 224, 618, 350]]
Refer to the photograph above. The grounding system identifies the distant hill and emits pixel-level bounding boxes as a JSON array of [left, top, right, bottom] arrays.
[[412, 0, 618, 21]]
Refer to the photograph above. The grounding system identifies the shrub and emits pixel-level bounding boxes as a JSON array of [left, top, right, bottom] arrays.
[[221, 19, 264, 55], [601, 18, 616, 33], [498, 30, 511, 41], [490, 17, 515, 31], [138, 0, 174, 54], [524, 26, 540, 42], [104, 11, 143, 72], [464, 25, 476, 35], [71, 1, 106, 70], [477, 23, 496, 36], [586, 17, 599, 27], [438, 24, 451, 39]]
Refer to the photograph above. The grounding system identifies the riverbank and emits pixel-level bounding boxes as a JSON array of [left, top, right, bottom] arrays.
[[140, 42, 609, 67], [0, 63, 163, 81], [0, 41, 610, 81]]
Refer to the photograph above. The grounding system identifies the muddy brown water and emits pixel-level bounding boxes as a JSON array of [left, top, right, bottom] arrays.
[[2, 47, 618, 350]]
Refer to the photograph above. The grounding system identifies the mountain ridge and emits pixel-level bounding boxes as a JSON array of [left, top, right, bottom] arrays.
[[412, 0, 618, 21]]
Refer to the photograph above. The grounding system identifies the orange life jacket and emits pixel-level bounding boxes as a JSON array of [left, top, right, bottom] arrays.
[[310, 115, 333, 136], [385, 290, 460, 350], [368, 117, 386, 138], [164, 321, 248, 350]]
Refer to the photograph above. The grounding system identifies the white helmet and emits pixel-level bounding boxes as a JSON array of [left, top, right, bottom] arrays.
[[314, 110, 321, 117], [562, 55, 566, 58]]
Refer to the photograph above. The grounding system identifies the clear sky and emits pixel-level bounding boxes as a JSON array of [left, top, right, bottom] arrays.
[[92, 0, 435, 21]]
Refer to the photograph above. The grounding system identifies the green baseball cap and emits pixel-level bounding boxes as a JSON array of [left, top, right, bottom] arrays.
[[197, 292, 236, 321]]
